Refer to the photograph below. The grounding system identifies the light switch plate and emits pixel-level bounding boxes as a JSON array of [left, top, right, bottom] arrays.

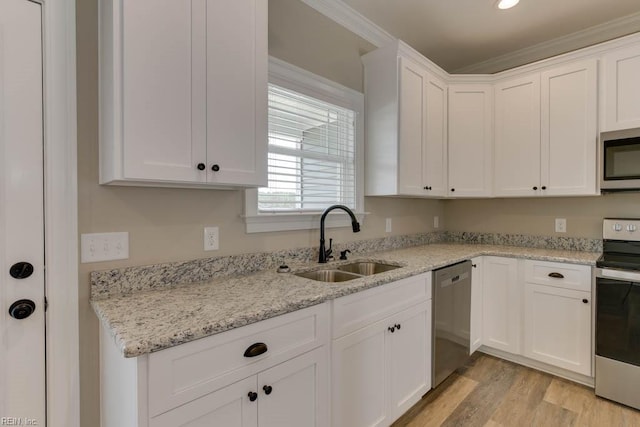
[[204, 226, 219, 251], [385, 218, 392, 233], [81, 232, 129, 263], [555, 218, 567, 233]]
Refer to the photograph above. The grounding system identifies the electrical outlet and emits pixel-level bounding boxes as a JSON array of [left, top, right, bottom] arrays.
[[434, 216, 440, 229], [385, 218, 392, 233], [204, 226, 219, 251], [555, 218, 567, 233], [81, 232, 129, 263]]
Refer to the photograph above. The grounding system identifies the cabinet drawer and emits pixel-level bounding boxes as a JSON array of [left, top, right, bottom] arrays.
[[332, 273, 431, 338], [147, 302, 328, 416], [524, 260, 590, 291]]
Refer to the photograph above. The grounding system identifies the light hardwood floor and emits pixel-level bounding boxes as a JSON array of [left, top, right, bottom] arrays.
[[393, 353, 640, 427]]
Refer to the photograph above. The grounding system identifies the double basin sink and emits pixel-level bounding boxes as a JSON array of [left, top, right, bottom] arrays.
[[294, 261, 401, 283]]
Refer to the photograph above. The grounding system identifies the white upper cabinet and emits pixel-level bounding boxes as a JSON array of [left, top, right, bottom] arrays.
[[364, 41, 448, 198], [603, 44, 640, 131], [494, 73, 542, 197], [448, 85, 493, 197], [494, 59, 597, 197], [541, 60, 597, 196], [99, 0, 267, 188]]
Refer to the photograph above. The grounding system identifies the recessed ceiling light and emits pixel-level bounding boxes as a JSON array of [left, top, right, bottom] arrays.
[[496, 0, 520, 9]]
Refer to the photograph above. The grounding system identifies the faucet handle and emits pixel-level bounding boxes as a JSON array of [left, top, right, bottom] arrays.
[[339, 249, 351, 260], [325, 238, 333, 259]]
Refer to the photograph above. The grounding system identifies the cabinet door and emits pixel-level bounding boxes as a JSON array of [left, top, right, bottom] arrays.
[[494, 74, 541, 197], [121, 0, 207, 183], [332, 319, 388, 427], [603, 44, 640, 131], [524, 284, 591, 376], [482, 257, 520, 354], [424, 73, 448, 197], [149, 376, 257, 427], [388, 302, 432, 422], [258, 346, 328, 427], [398, 57, 428, 196], [206, 0, 267, 186], [448, 85, 493, 197], [541, 59, 598, 196], [470, 257, 483, 354]]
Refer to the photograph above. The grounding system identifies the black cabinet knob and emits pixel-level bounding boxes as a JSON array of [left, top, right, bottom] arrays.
[[248, 391, 258, 402], [244, 342, 268, 358], [196, 163, 206, 171], [582, 299, 589, 304], [533, 186, 538, 190], [10, 262, 34, 279], [388, 326, 395, 333], [211, 164, 220, 172], [472, 264, 477, 268], [9, 299, 36, 320], [451, 188, 455, 192], [396, 323, 401, 330], [263, 385, 273, 395], [541, 186, 547, 190]]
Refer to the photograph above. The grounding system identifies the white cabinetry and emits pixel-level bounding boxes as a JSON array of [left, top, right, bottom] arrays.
[[363, 41, 447, 197], [494, 59, 597, 197], [603, 43, 640, 131], [482, 256, 520, 354], [523, 260, 592, 376], [100, 303, 329, 427], [470, 257, 483, 353], [331, 273, 432, 427], [448, 85, 493, 197], [99, 0, 267, 188]]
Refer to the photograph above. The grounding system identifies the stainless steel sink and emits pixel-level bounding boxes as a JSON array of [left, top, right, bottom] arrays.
[[336, 262, 401, 276], [294, 269, 361, 282]]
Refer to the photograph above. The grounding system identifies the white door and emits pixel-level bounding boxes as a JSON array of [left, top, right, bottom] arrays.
[[541, 59, 598, 196], [258, 347, 328, 427], [603, 44, 640, 131], [423, 73, 447, 197], [0, 0, 46, 424], [482, 257, 520, 354], [388, 302, 431, 422], [494, 74, 541, 197], [470, 257, 483, 354]]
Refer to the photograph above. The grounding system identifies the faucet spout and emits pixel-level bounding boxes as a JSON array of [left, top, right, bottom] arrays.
[[319, 205, 360, 263]]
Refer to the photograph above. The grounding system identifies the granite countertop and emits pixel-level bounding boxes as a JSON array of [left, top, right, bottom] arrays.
[[91, 243, 600, 358]]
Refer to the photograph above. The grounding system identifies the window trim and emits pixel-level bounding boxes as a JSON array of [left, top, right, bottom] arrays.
[[244, 57, 365, 233]]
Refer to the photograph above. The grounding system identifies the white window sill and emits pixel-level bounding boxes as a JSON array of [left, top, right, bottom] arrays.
[[243, 211, 368, 234]]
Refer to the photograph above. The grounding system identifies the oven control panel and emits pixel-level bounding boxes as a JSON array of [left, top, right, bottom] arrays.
[[603, 218, 640, 241]]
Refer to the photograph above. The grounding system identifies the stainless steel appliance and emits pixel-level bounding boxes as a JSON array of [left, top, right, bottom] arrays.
[[595, 218, 640, 410], [600, 128, 640, 192], [432, 260, 472, 388]]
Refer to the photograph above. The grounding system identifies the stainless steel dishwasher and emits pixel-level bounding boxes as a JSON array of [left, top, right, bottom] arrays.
[[432, 260, 472, 388]]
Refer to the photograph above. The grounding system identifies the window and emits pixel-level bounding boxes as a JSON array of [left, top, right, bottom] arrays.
[[244, 58, 364, 233]]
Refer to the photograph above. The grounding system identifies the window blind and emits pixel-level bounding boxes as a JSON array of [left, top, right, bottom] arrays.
[[259, 84, 357, 212]]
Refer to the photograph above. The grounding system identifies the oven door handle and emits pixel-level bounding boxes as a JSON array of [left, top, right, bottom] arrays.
[[596, 268, 640, 282]]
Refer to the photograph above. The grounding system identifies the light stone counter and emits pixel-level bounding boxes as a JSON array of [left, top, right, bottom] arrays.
[[91, 243, 600, 358]]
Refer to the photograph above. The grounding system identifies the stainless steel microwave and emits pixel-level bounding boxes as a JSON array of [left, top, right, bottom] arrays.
[[601, 128, 640, 192]]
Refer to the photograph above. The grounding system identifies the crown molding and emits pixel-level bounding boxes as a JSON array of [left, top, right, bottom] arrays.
[[299, 0, 395, 48], [454, 11, 640, 74]]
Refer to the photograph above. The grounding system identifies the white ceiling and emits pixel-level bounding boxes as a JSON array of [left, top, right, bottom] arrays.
[[340, 0, 640, 73]]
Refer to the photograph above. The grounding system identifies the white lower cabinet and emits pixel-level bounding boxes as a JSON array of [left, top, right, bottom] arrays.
[[331, 273, 432, 427], [523, 260, 592, 376], [470, 257, 483, 353], [482, 256, 520, 354]]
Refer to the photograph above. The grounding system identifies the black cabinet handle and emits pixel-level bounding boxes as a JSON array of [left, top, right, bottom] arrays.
[[424, 186, 432, 190], [582, 299, 589, 304], [396, 323, 401, 330], [211, 164, 220, 172], [388, 326, 395, 333], [244, 342, 268, 358], [196, 163, 206, 171], [548, 272, 564, 279], [533, 186, 538, 190], [263, 385, 273, 395], [248, 391, 258, 402]]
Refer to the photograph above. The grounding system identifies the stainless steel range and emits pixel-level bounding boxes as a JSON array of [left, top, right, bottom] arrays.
[[595, 218, 640, 410]]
